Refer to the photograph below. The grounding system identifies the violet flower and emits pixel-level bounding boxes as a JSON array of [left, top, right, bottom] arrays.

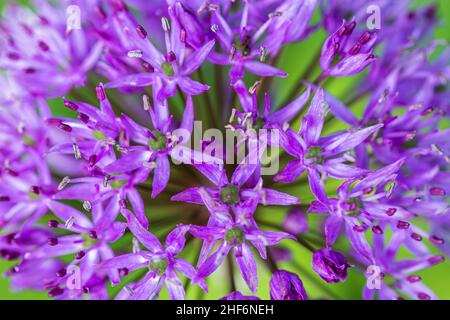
[[0, 1, 103, 98], [189, 196, 294, 293], [312, 248, 351, 283], [269, 270, 308, 300], [102, 209, 205, 300], [102, 7, 215, 100]]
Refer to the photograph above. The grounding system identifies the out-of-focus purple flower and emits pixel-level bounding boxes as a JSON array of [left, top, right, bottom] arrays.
[[283, 207, 308, 234], [269, 270, 308, 300], [312, 248, 351, 283], [320, 20, 377, 77], [0, 0, 103, 98]]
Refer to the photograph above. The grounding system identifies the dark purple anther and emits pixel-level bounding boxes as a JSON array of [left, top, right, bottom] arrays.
[[345, 21, 356, 35], [418, 292, 431, 300], [411, 233, 422, 241], [64, 100, 79, 111], [48, 237, 59, 246], [336, 25, 346, 38], [372, 226, 383, 235], [349, 43, 361, 55], [30, 186, 40, 194], [38, 40, 49, 52], [428, 255, 445, 265], [39, 16, 50, 25], [136, 25, 147, 39], [358, 31, 372, 44], [88, 230, 98, 239], [386, 206, 397, 216], [56, 268, 67, 277], [429, 235, 444, 245], [75, 251, 86, 260], [88, 154, 97, 167], [406, 275, 421, 283], [58, 123, 73, 132], [362, 187, 373, 194], [48, 220, 59, 228], [429, 187, 445, 196], [167, 51, 176, 62], [142, 61, 154, 72], [78, 113, 90, 123], [96, 85, 106, 101], [7, 52, 20, 60], [353, 225, 366, 232], [119, 268, 129, 276], [119, 199, 127, 208], [24, 67, 36, 74], [397, 221, 410, 230], [48, 287, 64, 297]]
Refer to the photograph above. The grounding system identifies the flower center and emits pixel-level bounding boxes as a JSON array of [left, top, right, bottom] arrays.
[[148, 131, 167, 151], [149, 258, 168, 275], [234, 35, 252, 56], [161, 62, 174, 77], [109, 179, 127, 189], [81, 231, 98, 247], [346, 198, 363, 216], [225, 227, 244, 245], [306, 146, 324, 164], [92, 130, 106, 140], [220, 184, 240, 205], [253, 117, 265, 131]]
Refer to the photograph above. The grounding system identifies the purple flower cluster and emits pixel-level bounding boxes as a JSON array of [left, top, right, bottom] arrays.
[[0, 0, 448, 300]]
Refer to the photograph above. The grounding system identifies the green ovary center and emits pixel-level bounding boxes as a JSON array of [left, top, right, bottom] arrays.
[[93, 130, 106, 140], [346, 198, 363, 216], [148, 131, 167, 151], [149, 258, 168, 275], [225, 227, 244, 245], [161, 62, 174, 77], [110, 179, 127, 189], [306, 146, 324, 164], [220, 185, 240, 205]]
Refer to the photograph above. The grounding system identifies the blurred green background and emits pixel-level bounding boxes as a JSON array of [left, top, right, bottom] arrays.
[[0, 0, 449, 300]]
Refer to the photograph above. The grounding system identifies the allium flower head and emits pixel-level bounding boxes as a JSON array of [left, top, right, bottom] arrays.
[[0, 0, 449, 301]]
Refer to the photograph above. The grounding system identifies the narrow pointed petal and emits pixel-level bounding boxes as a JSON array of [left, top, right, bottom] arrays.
[[234, 243, 258, 293], [151, 155, 170, 198]]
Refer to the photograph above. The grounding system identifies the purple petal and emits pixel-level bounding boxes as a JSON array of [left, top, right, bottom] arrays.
[[307, 168, 328, 204], [244, 61, 288, 78], [268, 85, 311, 124], [122, 208, 163, 252], [104, 151, 151, 174], [352, 158, 405, 194], [182, 40, 215, 75], [274, 160, 305, 183], [151, 155, 170, 198], [178, 77, 209, 96], [105, 73, 154, 88], [234, 243, 258, 293], [165, 225, 190, 255], [328, 53, 376, 77], [269, 270, 308, 300], [195, 242, 231, 280]]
